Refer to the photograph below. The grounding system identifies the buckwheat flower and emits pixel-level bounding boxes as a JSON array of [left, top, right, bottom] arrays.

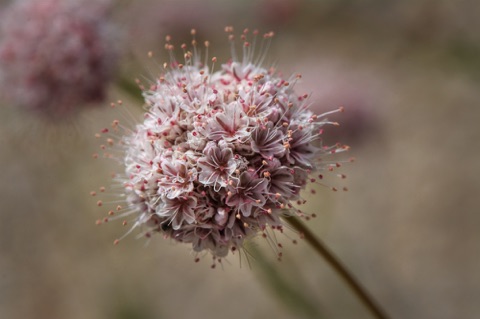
[[0, 0, 118, 119], [197, 141, 237, 191], [95, 28, 348, 262], [201, 103, 250, 142], [263, 158, 297, 201], [251, 122, 285, 158], [158, 196, 197, 230], [226, 171, 269, 217]]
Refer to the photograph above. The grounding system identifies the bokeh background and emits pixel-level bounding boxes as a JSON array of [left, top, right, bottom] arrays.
[[1, 0, 480, 318]]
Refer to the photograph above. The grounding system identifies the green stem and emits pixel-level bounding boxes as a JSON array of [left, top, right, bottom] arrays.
[[284, 216, 391, 319], [115, 76, 143, 103]]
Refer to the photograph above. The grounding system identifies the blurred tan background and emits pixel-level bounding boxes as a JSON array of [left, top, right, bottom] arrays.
[[1, 0, 480, 318]]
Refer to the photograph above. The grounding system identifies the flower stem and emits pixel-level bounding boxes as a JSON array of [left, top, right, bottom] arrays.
[[115, 76, 143, 103], [284, 216, 391, 319]]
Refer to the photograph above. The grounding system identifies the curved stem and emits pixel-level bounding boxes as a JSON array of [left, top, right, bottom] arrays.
[[284, 216, 391, 319]]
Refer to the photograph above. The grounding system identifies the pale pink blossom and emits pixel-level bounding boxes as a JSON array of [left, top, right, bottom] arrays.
[[0, 0, 118, 119], [96, 29, 347, 260]]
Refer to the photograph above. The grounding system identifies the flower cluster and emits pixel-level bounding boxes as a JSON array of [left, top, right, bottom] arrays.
[[96, 28, 347, 260], [0, 0, 118, 119]]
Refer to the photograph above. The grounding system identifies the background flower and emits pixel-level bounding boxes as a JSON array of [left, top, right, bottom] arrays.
[[0, 0, 118, 120]]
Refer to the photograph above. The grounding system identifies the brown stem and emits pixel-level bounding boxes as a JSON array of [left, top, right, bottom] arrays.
[[284, 216, 391, 319]]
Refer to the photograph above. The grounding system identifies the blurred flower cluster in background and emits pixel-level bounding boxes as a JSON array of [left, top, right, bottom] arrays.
[[0, 0, 118, 120], [0, 0, 479, 318]]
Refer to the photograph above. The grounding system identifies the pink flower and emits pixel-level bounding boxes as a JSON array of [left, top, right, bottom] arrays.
[[251, 122, 286, 159], [96, 28, 347, 260], [0, 0, 118, 119], [197, 141, 237, 191], [226, 171, 269, 217], [158, 196, 197, 230], [200, 103, 250, 142]]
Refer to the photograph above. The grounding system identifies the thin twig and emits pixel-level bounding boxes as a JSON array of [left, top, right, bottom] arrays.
[[284, 216, 391, 319]]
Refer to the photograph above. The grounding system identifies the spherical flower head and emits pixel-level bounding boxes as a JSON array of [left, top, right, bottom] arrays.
[[96, 28, 348, 261], [0, 0, 118, 120]]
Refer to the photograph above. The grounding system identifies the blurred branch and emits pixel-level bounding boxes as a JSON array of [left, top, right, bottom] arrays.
[[284, 216, 391, 319]]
